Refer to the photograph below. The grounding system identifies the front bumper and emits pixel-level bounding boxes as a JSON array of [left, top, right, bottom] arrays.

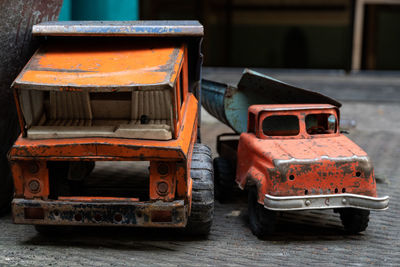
[[264, 193, 389, 211], [12, 198, 187, 227]]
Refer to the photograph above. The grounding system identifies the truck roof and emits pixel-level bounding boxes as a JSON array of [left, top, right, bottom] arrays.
[[248, 104, 338, 114], [12, 40, 184, 91], [32, 20, 204, 37]]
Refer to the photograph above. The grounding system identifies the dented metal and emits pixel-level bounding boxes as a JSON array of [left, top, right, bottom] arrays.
[[12, 41, 185, 91], [13, 198, 187, 227], [235, 104, 388, 207], [9, 21, 204, 229], [264, 193, 389, 211], [206, 70, 388, 219]]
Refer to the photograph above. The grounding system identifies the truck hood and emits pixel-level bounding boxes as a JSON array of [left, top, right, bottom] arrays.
[[263, 135, 367, 161]]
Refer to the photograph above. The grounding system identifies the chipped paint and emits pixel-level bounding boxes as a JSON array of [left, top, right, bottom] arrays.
[[13, 40, 185, 91], [233, 104, 380, 205], [8, 21, 204, 228]]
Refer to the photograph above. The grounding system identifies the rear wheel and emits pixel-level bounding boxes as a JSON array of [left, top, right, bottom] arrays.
[[248, 187, 276, 239], [213, 157, 235, 203], [0, 165, 13, 216], [186, 144, 214, 236], [0, 110, 19, 216], [338, 208, 370, 234]]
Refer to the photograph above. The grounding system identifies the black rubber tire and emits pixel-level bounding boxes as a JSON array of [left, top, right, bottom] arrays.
[[213, 157, 235, 203], [248, 187, 276, 239], [186, 143, 214, 236], [35, 225, 59, 235], [34, 225, 73, 236], [0, 110, 19, 216], [0, 167, 13, 216], [338, 208, 370, 234]]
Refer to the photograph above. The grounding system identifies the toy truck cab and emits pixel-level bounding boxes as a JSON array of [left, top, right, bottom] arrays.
[[236, 104, 389, 237], [8, 21, 214, 235]]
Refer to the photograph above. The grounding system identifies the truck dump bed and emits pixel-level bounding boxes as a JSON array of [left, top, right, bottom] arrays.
[[202, 69, 341, 133]]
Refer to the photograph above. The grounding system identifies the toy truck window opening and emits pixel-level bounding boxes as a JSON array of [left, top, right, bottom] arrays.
[[258, 109, 339, 139], [262, 115, 300, 137], [306, 113, 337, 135]]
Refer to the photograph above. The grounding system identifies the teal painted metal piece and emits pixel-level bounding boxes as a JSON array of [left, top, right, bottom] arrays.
[[59, 0, 72, 21], [201, 69, 342, 134], [59, 0, 138, 21]]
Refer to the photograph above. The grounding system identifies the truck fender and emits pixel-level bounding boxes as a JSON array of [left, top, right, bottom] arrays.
[[238, 166, 267, 205]]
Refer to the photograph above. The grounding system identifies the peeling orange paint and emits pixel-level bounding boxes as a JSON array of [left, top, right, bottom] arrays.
[[15, 40, 184, 89]]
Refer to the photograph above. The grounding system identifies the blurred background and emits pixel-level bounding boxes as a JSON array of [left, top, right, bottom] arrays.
[[58, 0, 400, 71]]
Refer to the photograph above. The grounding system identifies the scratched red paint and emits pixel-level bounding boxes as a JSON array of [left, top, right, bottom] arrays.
[[236, 104, 378, 204]]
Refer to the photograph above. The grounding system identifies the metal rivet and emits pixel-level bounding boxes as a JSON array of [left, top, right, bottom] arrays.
[[157, 181, 169, 195], [305, 200, 311, 206], [342, 198, 347, 204], [114, 213, 123, 222], [74, 213, 82, 221], [28, 180, 40, 193], [29, 162, 39, 174], [94, 214, 102, 222], [157, 163, 169, 175]]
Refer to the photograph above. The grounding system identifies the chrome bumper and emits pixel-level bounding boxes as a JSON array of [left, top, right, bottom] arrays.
[[264, 193, 389, 211]]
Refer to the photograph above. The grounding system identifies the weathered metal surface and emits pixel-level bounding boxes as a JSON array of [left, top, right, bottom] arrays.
[[33, 20, 204, 37], [13, 41, 185, 91], [8, 23, 204, 229], [9, 94, 198, 160], [264, 193, 389, 211], [201, 69, 341, 133], [238, 69, 342, 107], [12, 198, 187, 227], [235, 104, 388, 211], [13, 20, 203, 140], [0, 0, 62, 209], [201, 80, 232, 127]]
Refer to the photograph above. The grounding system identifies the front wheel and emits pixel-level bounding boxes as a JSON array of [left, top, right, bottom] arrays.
[[248, 187, 276, 239], [338, 208, 370, 234], [186, 144, 214, 236]]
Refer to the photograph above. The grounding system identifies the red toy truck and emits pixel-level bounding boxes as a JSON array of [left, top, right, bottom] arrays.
[[203, 70, 389, 238]]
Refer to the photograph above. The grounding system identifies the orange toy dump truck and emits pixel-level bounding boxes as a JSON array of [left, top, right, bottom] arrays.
[[9, 21, 214, 235], [203, 70, 389, 238]]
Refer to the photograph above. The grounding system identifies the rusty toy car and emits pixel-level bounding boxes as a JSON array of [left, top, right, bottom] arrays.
[[8, 21, 214, 235], [203, 69, 389, 238]]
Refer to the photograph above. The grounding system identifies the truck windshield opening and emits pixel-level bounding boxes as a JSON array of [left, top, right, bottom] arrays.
[[262, 115, 299, 136], [306, 113, 337, 135]]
